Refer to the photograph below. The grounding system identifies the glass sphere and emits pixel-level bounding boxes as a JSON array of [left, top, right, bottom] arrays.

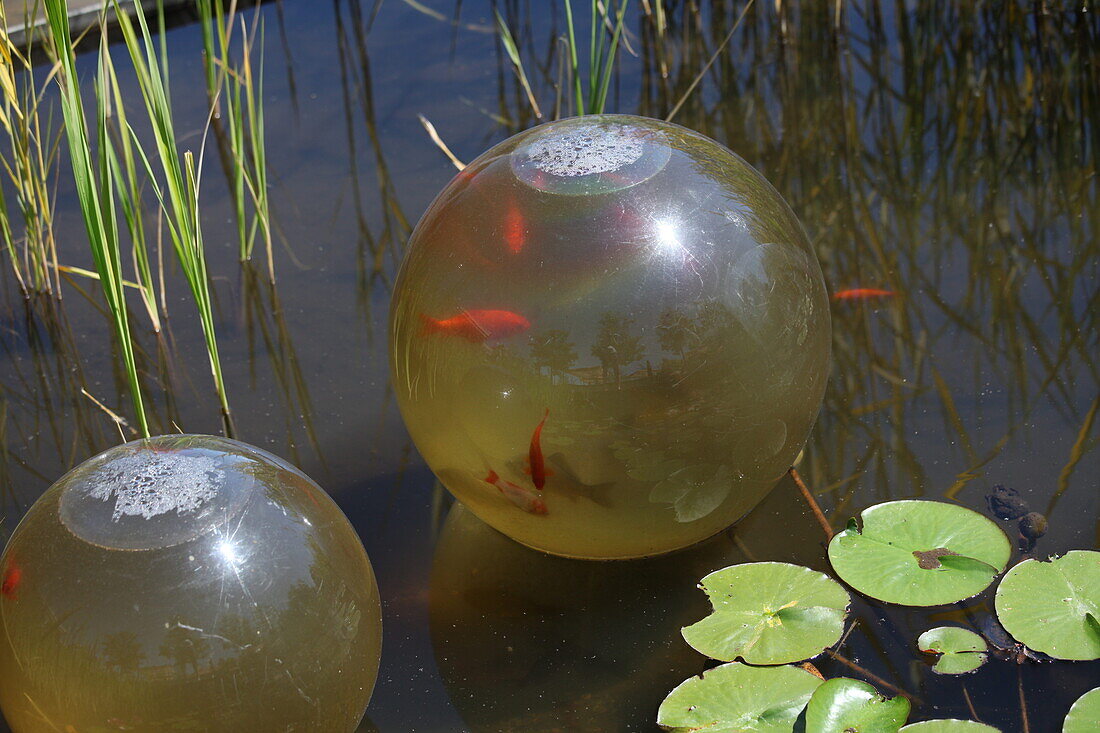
[[390, 115, 830, 559], [0, 435, 382, 732]]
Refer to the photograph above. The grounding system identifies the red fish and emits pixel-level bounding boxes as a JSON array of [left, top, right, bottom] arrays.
[[833, 288, 897, 301], [484, 470, 548, 515], [503, 202, 526, 254], [526, 409, 553, 490], [2, 562, 22, 599], [420, 309, 530, 343]]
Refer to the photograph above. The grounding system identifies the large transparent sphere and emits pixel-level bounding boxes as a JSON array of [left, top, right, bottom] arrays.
[[390, 115, 830, 559], [0, 435, 382, 732]]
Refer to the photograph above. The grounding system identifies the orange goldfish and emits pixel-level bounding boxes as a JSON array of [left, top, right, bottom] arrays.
[[2, 561, 21, 598], [503, 202, 526, 254], [526, 409, 553, 490], [832, 288, 897, 301], [420, 309, 530, 343], [484, 470, 548, 515]]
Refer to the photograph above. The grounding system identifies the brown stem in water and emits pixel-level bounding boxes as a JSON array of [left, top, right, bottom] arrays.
[[1018, 666, 1030, 733], [789, 466, 834, 540], [825, 650, 920, 703], [962, 684, 981, 722]]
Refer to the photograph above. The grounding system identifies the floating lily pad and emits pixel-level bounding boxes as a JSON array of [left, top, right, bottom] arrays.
[[900, 722, 1000, 732], [658, 662, 822, 732], [917, 626, 988, 674], [827, 501, 1011, 606], [995, 550, 1100, 661], [805, 677, 910, 732], [682, 562, 850, 665], [1064, 687, 1100, 733]]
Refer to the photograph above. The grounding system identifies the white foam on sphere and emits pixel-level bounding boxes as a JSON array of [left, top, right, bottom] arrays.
[[526, 124, 644, 177], [87, 451, 224, 521]]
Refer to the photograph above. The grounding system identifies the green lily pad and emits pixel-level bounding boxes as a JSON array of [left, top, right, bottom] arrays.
[[900, 722, 1000, 732], [917, 626, 988, 674], [805, 677, 910, 733], [658, 662, 823, 732], [827, 501, 1011, 606], [995, 550, 1100, 661], [1064, 687, 1100, 733], [682, 562, 850, 665]]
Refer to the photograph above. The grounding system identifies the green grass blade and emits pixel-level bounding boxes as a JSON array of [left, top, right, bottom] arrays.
[[495, 10, 542, 119], [112, 0, 233, 434], [43, 0, 149, 437], [562, 0, 584, 116], [593, 0, 629, 115]]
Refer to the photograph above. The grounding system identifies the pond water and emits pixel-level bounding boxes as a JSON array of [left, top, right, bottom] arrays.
[[0, 1, 1096, 731]]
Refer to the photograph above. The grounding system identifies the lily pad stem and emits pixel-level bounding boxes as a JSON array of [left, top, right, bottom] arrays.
[[789, 467, 833, 540], [825, 649, 920, 704], [1017, 666, 1030, 733], [962, 684, 980, 723]]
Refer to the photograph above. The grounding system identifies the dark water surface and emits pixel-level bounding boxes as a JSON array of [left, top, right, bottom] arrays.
[[1, 1, 1097, 731]]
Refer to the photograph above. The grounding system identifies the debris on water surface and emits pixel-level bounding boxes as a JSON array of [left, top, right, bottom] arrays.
[[912, 547, 958, 569], [985, 484, 1029, 521], [1017, 511, 1048, 552]]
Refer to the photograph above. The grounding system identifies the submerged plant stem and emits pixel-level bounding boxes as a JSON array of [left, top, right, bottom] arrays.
[[789, 467, 833, 540], [825, 649, 919, 704]]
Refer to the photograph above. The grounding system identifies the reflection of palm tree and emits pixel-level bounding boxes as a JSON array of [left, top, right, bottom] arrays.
[[592, 313, 644, 385], [696, 299, 735, 335], [101, 631, 145, 673], [657, 309, 692, 364], [159, 618, 210, 677], [528, 329, 578, 383]]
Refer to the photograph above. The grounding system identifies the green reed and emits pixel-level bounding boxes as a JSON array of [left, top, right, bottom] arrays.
[[100, 32, 161, 332], [198, 0, 272, 278], [495, 9, 542, 119], [42, 0, 149, 437], [0, 2, 61, 298], [111, 0, 233, 434], [495, 0, 630, 119]]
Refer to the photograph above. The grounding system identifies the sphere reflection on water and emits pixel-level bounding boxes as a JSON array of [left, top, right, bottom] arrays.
[[0, 435, 382, 732], [429, 476, 825, 732], [391, 114, 830, 558]]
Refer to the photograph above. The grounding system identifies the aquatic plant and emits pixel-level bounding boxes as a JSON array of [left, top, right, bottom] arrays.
[[827, 500, 1011, 606], [1063, 688, 1100, 733], [42, 0, 150, 437], [29, 0, 239, 437], [899, 722, 999, 732], [0, 2, 61, 297], [98, 23, 161, 332], [994, 550, 1100, 661], [111, 0, 234, 434], [804, 677, 911, 732], [916, 627, 988, 675], [494, 0, 631, 118], [681, 561, 850, 665], [197, 0, 273, 277], [659, 483, 1096, 730], [657, 662, 821, 732]]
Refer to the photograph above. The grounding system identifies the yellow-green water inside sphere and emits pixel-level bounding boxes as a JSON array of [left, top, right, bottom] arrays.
[[390, 115, 830, 559], [0, 435, 382, 732]]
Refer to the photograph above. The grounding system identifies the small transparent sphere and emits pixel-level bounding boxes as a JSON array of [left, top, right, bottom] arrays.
[[0, 435, 382, 732], [390, 115, 830, 559]]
